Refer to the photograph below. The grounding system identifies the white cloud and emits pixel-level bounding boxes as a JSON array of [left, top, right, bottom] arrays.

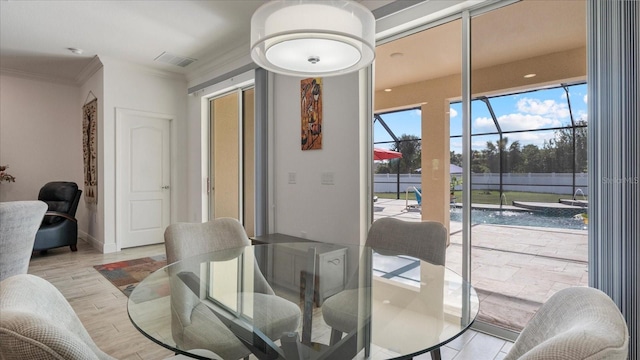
[[474, 113, 562, 132], [583, 94, 588, 104], [449, 108, 458, 118], [414, 109, 422, 117], [471, 140, 488, 151], [467, 132, 555, 150], [507, 131, 555, 147], [517, 98, 570, 118], [474, 116, 496, 130], [576, 110, 588, 123]]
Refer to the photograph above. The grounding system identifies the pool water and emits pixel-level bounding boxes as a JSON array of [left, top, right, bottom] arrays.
[[449, 208, 587, 230]]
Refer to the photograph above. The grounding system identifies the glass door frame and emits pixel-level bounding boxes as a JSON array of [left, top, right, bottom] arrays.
[[208, 84, 255, 227], [374, 0, 521, 341]]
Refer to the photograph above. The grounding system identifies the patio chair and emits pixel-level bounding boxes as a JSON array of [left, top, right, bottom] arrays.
[[404, 186, 422, 212]]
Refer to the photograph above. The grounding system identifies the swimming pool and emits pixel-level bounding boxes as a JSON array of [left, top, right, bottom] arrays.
[[449, 207, 587, 230]]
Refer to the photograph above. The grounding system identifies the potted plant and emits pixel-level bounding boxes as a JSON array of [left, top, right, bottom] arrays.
[[0, 165, 16, 183], [450, 175, 462, 203]]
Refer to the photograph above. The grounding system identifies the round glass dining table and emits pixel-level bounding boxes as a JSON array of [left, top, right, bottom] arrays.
[[128, 242, 479, 360]]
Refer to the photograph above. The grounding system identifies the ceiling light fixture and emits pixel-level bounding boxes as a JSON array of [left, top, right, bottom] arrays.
[[67, 48, 84, 55], [384, 88, 392, 92], [524, 73, 537, 78], [250, 0, 375, 77]]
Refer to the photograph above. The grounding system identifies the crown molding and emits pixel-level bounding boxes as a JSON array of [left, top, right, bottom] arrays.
[[99, 57, 188, 82], [75, 56, 103, 85], [185, 40, 252, 85], [0, 67, 79, 86]]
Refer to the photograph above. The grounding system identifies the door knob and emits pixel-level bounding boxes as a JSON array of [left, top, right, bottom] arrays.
[[162, 185, 170, 189]]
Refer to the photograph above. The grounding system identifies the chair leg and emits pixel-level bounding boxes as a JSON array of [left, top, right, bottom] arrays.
[[430, 348, 442, 360], [70, 244, 77, 252], [329, 329, 343, 345]]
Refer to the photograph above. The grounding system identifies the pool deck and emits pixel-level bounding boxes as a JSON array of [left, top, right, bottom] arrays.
[[373, 198, 588, 332]]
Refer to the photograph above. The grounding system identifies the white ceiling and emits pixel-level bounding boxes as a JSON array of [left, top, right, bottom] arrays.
[[0, 0, 392, 83], [375, 0, 586, 91], [0, 0, 585, 89]]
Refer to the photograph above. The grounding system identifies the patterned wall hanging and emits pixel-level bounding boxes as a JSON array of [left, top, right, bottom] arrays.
[[82, 93, 98, 205], [301, 78, 323, 150]]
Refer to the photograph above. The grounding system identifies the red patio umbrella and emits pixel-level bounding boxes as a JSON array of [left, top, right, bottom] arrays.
[[374, 147, 403, 161]]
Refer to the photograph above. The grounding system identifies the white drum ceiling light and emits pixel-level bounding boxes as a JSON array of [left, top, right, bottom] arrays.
[[250, 0, 376, 77]]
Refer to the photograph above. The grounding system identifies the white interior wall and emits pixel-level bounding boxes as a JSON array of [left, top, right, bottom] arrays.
[[0, 73, 85, 228], [78, 66, 104, 249], [272, 73, 362, 245], [100, 58, 188, 252]]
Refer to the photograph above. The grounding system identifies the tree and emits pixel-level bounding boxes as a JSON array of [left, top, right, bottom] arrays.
[[450, 151, 463, 167], [471, 149, 490, 173], [507, 140, 522, 173], [375, 163, 391, 174], [520, 144, 544, 173], [445, 122, 587, 176], [391, 134, 421, 174], [484, 137, 510, 173]]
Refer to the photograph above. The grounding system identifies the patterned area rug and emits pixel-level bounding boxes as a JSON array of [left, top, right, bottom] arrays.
[[93, 255, 168, 302]]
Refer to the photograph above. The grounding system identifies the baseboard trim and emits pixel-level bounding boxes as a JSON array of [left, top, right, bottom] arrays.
[[79, 230, 118, 254], [472, 321, 519, 342]]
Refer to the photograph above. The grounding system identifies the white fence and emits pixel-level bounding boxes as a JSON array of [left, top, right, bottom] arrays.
[[374, 173, 589, 195]]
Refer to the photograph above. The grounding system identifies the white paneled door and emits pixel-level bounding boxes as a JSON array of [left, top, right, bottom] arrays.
[[116, 109, 172, 249]]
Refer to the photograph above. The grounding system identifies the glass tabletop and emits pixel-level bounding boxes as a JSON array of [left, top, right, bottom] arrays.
[[128, 242, 479, 360]]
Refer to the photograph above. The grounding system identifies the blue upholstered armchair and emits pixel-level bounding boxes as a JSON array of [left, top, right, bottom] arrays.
[[34, 182, 82, 253]]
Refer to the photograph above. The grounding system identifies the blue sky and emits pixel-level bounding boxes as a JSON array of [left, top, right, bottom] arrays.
[[374, 83, 588, 153]]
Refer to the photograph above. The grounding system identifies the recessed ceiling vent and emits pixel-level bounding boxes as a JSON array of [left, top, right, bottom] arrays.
[[154, 52, 197, 67]]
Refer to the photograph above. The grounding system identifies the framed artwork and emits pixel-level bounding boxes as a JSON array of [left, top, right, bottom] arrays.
[[301, 78, 322, 150], [82, 95, 98, 205]]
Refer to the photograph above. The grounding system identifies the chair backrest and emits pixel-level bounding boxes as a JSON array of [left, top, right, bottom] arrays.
[[164, 217, 272, 294], [366, 217, 447, 266], [164, 218, 277, 358], [505, 286, 629, 360], [413, 187, 422, 205], [0, 274, 115, 360], [38, 181, 82, 225], [165, 217, 251, 263], [0, 201, 47, 282]]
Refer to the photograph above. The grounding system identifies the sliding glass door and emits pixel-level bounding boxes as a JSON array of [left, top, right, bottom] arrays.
[[209, 87, 256, 236], [373, 0, 587, 338], [467, 0, 587, 336]]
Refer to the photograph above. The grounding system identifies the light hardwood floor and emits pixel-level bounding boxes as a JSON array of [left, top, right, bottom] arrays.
[[26, 239, 513, 360]]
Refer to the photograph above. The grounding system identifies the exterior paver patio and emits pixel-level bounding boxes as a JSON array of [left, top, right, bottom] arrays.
[[373, 198, 588, 332]]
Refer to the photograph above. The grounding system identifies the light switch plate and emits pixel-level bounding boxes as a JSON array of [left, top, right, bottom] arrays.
[[321, 172, 334, 185], [288, 172, 296, 184]]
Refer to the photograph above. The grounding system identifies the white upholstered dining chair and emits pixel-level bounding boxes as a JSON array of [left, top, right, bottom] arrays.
[[321, 217, 448, 359], [504, 286, 629, 360], [0, 200, 47, 282], [164, 217, 301, 360], [0, 274, 116, 360]]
